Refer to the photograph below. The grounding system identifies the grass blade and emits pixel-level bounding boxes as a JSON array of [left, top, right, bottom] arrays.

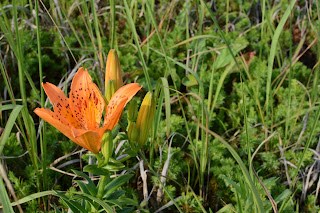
[[0, 105, 23, 154], [160, 78, 171, 137], [7, 190, 114, 212], [0, 176, 14, 213], [197, 122, 265, 213], [123, 0, 152, 90], [35, 0, 48, 196], [265, 0, 297, 111], [110, 0, 116, 49]]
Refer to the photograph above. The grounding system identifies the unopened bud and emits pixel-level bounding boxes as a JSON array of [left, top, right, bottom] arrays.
[[101, 130, 113, 163], [105, 49, 123, 92], [105, 79, 115, 103], [127, 122, 137, 147], [127, 99, 138, 123], [136, 92, 156, 146]]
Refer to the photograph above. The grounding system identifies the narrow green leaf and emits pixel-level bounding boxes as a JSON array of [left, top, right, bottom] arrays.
[[210, 62, 234, 115], [265, 0, 297, 110], [55, 191, 87, 212], [275, 189, 291, 203], [0, 105, 16, 111], [104, 199, 122, 209], [160, 78, 171, 137], [0, 105, 24, 154], [10, 190, 55, 206], [74, 192, 114, 213], [83, 165, 109, 175], [198, 123, 265, 213], [167, 35, 219, 50], [222, 176, 242, 193], [107, 190, 125, 200], [110, 0, 116, 49], [0, 176, 14, 213], [52, 204, 67, 213], [74, 180, 90, 195], [9, 190, 114, 212], [213, 43, 247, 70], [123, 0, 152, 90], [104, 174, 133, 197], [102, 158, 125, 171], [72, 170, 97, 196], [116, 198, 138, 206]]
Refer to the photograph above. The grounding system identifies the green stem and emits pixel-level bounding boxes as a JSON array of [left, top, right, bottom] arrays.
[[95, 154, 110, 200], [95, 154, 102, 163], [96, 175, 108, 199]]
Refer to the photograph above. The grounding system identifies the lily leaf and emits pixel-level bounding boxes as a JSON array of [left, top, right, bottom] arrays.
[[83, 165, 109, 176]]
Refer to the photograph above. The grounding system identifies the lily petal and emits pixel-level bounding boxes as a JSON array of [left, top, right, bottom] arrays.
[[42, 82, 80, 128], [104, 83, 142, 125], [71, 128, 101, 154], [34, 108, 75, 142], [112, 83, 143, 105], [102, 96, 128, 131], [69, 68, 105, 130]]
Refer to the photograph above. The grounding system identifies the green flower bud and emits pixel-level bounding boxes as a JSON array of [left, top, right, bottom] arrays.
[[105, 79, 115, 103], [127, 122, 137, 147], [127, 99, 138, 123], [101, 130, 113, 163], [105, 49, 124, 92], [136, 92, 156, 146]]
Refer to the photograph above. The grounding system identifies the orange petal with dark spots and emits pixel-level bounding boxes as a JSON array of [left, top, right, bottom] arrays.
[[42, 82, 80, 128], [112, 83, 143, 106], [69, 68, 105, 130], [104, 83, 142, 126], [102, 96, 127, 131], [34, 108, 76, 142]]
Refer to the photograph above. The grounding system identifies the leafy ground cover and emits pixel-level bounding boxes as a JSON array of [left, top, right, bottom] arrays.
[[0, 0, 320, 212]]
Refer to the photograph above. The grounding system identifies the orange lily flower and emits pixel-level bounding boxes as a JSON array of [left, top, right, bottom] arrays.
[[34, 67, 142, 154]]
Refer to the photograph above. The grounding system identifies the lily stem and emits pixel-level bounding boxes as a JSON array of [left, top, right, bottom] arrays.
[[96, 155, 110, 200], [95, 154, 101, 164], [96, 174, 108, 199]]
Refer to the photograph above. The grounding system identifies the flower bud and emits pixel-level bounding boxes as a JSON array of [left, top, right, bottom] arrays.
[[101, 130, 113, 163], [127, 122, 137, 147], [136, 92, 156, 146], [105, 49, 123, 92], [105, 79, 115, 103], [127, 99, 138, 123]]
